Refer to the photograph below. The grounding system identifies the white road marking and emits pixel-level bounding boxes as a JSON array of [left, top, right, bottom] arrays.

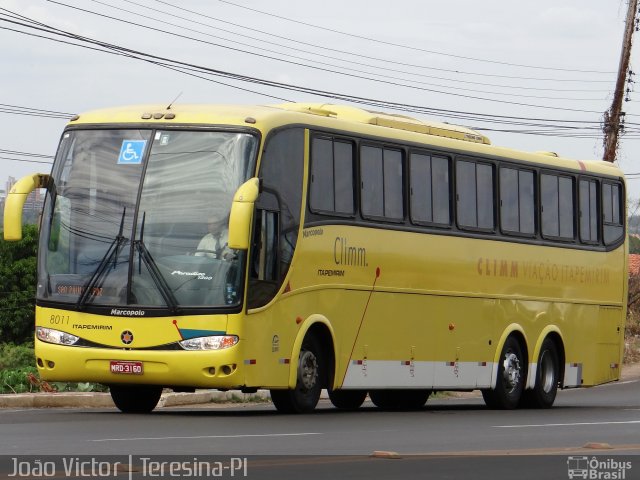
[[494, 420, 640, 428], [92, 432, 322, 442]]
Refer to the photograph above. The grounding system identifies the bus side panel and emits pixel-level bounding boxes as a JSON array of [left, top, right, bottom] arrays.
[[242, 288, 368, 389], [594, 305, 624, 384]]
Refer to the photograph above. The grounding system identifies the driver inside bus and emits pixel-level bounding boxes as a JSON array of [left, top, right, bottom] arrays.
[[196, 215, 234, 260]]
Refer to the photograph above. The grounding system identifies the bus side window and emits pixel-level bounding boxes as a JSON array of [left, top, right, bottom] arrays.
[[247, 127, 304, 309]]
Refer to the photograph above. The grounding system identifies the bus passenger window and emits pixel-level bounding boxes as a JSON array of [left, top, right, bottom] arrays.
[[579, 179, 598, 243], [410, 153, 450, 226], [310, 137, 355, 215], [500, 167, 534, 235], [541, 174, 574, 240], [360, 145, 404, 221], [310, 138, 334, 212], [456, 160, 494, 230]]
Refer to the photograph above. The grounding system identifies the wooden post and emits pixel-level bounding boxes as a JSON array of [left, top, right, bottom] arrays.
[[603, 0, 638, 162]]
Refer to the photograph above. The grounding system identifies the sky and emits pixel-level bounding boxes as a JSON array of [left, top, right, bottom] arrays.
[[2, 0, 640, 200]]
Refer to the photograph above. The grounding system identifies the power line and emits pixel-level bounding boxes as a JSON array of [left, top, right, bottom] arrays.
[[0, 103, 75, 119], [74, 0, 612, 100], [0, 103, 74, 117], [0, 11, 613, 115], [103, 0, 617, 86], [0, 155, 53, 165], [0, 148, 54, 159], [207, 0, 616, 74], [0, 146, 55, 165], [0, 8, 623, 141], [0, 10, 293, 102], [49, 0, 609, 103]]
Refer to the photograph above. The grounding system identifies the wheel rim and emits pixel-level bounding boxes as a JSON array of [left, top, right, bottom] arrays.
[[502, 350, 521, 393], [298, 349, 318, 391], [539, 350, 555, 394]]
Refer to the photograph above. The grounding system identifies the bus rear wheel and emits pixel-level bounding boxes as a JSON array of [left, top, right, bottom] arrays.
[[520, 338, 559, 409], [270, 336, 324, 413], [482, 336, 526, 410], [369, 389, 431, 410], [110, 385, 163, 413], [328, 389, 367, 410]]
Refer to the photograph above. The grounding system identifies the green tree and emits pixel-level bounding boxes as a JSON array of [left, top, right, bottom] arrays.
[[0, 225, 38, 343]]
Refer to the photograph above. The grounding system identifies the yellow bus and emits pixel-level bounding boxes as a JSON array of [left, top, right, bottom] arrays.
[[4, 103, 627, 413]]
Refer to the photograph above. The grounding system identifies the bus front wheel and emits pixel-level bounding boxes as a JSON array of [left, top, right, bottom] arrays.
[[110, 385, 163, 413], [270, 336, 324, 413], [482, 336, 526, 410]]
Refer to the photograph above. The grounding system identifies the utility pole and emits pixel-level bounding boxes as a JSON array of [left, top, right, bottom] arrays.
[[603, 0, 638, 162]]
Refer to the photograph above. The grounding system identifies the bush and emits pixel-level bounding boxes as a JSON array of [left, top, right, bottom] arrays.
[[0, 342, 35, 370], [0, 367, 39, 394], [0, 225, 38, 344], [0, 342, 108, 393]]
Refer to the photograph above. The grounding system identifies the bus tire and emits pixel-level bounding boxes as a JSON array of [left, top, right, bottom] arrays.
[[110, 385, 163, 413], [520, 338, 559, 409], [270, 335, 324, 413], [482, 336, 526, 410], [369, 389, 430, 410], [328, 389, 367, 410]]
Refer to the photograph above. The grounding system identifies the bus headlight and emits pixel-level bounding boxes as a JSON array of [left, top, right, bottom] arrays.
[[36, 327, 80, 346], [179, 335, 239, 351]]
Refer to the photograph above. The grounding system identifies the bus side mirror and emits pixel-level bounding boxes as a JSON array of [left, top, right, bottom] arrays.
[[228, 177, 261, 250], [3, 173, 50, 241]]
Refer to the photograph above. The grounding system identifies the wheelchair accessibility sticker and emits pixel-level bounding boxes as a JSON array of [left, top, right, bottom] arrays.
[[118, 140, 146, 165]]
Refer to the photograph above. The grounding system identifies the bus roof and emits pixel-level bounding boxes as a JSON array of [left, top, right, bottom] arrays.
[[69, 103, 623, 179]]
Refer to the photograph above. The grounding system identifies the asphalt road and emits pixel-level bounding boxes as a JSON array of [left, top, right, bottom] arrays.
[[0, 378, 639, 479]]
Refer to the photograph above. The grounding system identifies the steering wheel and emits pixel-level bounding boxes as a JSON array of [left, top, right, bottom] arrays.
[[192, 249, 219, 258]]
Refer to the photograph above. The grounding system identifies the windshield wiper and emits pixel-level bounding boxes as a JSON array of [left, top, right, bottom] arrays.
[[134, 212, 179, 314], [76, 207, 127, 310]]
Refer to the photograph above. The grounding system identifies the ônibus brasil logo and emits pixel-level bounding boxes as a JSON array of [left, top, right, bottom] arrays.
[[567, 456, 632, 479]]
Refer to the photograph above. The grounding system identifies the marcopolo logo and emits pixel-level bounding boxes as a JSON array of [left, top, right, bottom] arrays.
[[567, 456, 632, 479], [110, 308, 145, 316], [120, 330, 134, 345]]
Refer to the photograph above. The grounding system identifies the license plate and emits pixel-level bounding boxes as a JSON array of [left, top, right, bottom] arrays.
[[110, 361, 143, 375]]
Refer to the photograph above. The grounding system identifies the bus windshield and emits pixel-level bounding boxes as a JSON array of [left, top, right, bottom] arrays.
[[37, 128, 258, 312]]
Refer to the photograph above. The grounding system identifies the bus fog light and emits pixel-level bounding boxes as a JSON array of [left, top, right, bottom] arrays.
[[36, 327, 79, 346], [179, 335, 239, 351]]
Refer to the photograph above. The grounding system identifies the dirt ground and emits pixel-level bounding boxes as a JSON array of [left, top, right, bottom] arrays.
[[622, 361, 640, 380]]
